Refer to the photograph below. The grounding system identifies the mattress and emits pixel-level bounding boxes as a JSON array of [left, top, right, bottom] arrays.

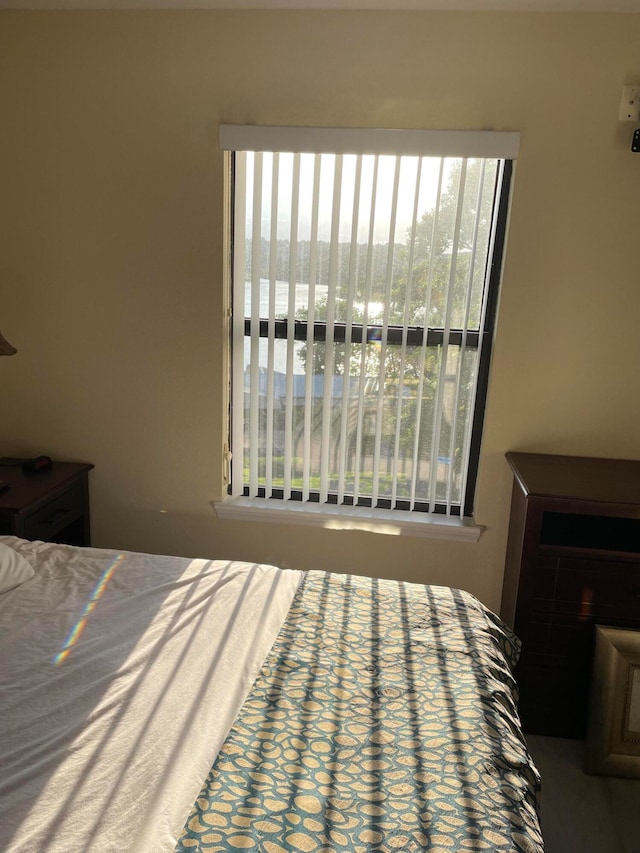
[[0, 537, 543, 852]]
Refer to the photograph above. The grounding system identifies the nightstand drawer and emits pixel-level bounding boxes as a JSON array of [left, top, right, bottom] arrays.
[[23, 482, 85, 541], [525, 611, 593, 665], [533, 556, 640, 620]]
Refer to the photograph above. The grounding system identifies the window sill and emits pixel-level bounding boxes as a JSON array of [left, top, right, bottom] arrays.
[[213, 497, 483, 542]]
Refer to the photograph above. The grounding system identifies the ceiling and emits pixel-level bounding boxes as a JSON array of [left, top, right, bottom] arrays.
[[1, 0, 639, 9]]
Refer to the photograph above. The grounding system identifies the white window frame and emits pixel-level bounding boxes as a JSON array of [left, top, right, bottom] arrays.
[[216, 125, 518, 539]]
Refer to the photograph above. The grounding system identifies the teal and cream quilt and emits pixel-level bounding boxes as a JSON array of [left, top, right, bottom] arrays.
[[177, 571, 543, 852]]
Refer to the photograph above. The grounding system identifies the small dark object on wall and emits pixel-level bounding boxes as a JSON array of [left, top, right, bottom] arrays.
[[22, 456, 53, 473], [632, 129, 640, 153]]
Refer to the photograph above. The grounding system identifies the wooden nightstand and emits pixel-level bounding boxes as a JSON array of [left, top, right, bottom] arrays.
[[501, 452, 640, 738], [0, 461, 93, 546]]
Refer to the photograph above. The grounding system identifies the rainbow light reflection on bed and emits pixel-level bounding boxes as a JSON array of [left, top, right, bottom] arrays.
[[53, 554, 125, 665]]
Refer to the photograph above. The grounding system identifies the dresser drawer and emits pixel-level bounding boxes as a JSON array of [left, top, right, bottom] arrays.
[[22, 482, 85, 541], [525, 611, 594, 666], [532, 556, 640, 621]]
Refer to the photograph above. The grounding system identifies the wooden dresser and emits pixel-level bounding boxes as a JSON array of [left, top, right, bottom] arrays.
[[500, 452, 640, 738]]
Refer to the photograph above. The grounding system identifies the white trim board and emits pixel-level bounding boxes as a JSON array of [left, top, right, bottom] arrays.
[[219, 125, 520, 159]]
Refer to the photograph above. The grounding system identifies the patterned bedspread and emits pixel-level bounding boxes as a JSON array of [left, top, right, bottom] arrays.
[[177, 571, 543, 852]]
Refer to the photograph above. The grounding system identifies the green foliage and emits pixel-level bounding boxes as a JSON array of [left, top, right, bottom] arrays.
[[245, 159, 497, 331]]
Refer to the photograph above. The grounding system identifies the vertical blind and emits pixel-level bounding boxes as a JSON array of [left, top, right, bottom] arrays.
[[221, 126, 518, 515]]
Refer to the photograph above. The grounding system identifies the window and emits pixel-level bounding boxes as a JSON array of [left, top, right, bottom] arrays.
[[221, 126, 517, 520]]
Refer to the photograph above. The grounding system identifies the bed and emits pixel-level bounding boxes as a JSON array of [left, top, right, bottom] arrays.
[[0, 536, 543, 852]]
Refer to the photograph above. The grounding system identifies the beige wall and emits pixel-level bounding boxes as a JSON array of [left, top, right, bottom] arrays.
[[1, 10, 639, 612]]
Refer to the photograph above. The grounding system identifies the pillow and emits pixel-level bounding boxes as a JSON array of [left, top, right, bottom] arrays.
[[0, 541, 35, 594]]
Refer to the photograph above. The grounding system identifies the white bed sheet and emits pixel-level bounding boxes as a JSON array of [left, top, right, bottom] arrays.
[[0, 536, 302, 853]]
